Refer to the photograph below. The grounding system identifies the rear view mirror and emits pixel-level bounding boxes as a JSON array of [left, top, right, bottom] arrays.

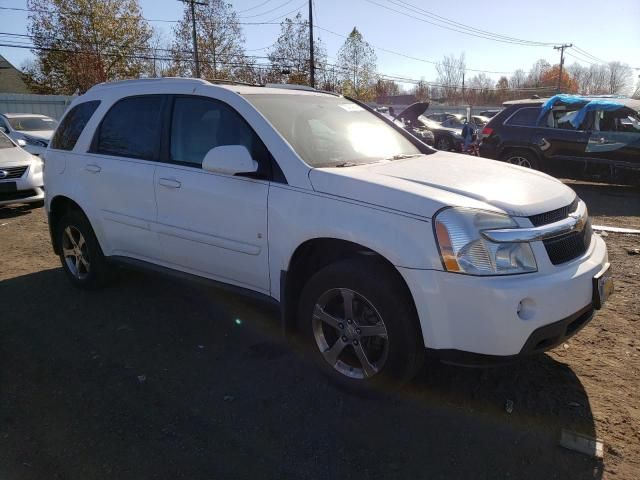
[[0, 126, 7, 133], [202, 145, 258, 176]]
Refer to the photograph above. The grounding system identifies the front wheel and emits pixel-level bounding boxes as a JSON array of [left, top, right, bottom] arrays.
[[298, 257, 425, 391]]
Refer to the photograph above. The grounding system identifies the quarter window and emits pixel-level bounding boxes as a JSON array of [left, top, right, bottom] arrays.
[[95, 96, 165, 160], [505, 107, 542, 127], [169, 96, 269, 170], [51, 100, 100, 151]]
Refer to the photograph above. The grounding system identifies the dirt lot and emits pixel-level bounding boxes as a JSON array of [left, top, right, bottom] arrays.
[[0, 181, 638, 480]]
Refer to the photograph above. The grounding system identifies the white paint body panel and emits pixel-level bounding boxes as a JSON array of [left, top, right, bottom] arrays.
[[44, 78, 610, 358]]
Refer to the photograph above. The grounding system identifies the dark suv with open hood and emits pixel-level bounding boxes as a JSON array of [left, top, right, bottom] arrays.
[[479, 95, 640, 185]]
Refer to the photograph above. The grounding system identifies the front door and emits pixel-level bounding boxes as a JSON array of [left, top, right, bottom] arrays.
[[154, 95, 271, 293]]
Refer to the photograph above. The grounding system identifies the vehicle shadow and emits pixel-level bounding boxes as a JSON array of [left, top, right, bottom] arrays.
[[0, 204, 36, 220], [564, 180, 640, 218], [0, 267, 602, 480]]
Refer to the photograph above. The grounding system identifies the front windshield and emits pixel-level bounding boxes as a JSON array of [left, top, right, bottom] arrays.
[[244, 94, 421, 167], [0, 132, 15, 149], [7, 116, 58, 132]]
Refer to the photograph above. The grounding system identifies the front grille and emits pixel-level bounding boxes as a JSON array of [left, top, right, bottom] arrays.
[[0, 189, 37, 201], [528, 197, 579, 227], [543, 220, 593, 265], [0, 165, 28, 179]]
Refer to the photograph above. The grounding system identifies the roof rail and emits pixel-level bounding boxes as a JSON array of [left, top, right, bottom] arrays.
[[210, 78, 262, 87], [86, 77, 211, 93], [264, 83, 340, 96]]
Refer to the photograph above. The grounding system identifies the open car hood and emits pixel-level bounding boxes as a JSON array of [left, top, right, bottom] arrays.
[[395, 102, 430, 123]]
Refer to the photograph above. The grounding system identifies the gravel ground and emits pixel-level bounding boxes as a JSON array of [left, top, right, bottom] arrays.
[[0, 180, 638, 480]]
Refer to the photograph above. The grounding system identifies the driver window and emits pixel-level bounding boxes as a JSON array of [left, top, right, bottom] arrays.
[[170, 96, 269, 169]]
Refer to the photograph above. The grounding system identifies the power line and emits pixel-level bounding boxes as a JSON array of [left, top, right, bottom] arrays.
[[363, 0, 559, 46], [389, 0, 558, 46], [239, 0, 292, 18], [238, 0, 275, 14]]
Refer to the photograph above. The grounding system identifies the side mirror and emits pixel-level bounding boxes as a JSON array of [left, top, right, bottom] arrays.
[[17, 138, 27, 147], [202, 145, 258, 176]]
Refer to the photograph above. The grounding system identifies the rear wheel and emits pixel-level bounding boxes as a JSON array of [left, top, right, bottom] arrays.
[[57, 210, 112, 289], [502, 150, 539, 170], [298, 257, 424, 391]]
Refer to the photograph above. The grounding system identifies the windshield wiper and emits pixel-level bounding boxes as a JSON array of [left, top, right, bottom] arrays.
[[385, 153, 421, 161], [331, 161, 360, 167]]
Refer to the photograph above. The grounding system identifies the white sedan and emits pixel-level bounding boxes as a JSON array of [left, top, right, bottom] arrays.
[[0, 132, 44, 207], [0, 113, 58, 157]]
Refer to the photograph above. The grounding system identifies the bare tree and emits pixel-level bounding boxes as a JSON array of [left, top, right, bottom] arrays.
[[336, 27, 377, 100], [435, 53, 465, 102], [171, 0, 246, 80], [589, 64, 609, 94], [509, 69, 526, 90], [606, 61, 633, 94], [145, 27, 172, 78], [412, 79, 429, 102], [527, 59, 551, 87]]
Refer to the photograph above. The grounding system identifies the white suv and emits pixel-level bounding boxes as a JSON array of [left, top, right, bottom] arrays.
[[44, 78, 613, 388]]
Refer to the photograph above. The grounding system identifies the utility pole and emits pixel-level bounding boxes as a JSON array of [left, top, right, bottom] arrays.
[[309, 0, 315, 88], [553, 43, 572, 93], [179, 0, 207, 78], [461, 71, 465, 103]]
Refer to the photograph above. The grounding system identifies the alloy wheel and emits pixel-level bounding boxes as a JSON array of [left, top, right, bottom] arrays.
[[312, 288, 389, 379], [62, 225, 90, 280], [507, 156, 532, 168]]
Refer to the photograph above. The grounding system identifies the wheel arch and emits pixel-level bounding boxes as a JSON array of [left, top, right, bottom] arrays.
[[280, 237, 422, 341], [48, 195, 90, 254]]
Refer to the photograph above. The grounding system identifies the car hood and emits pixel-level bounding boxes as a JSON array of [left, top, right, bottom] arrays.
[[0, 146, 33, 166], [309, 152, 576, 218], [16, 130, 53, 141]]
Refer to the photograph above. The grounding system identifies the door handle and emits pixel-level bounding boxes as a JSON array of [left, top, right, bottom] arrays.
[[85, 164, 101, 173], [158, 177, 181, 189]]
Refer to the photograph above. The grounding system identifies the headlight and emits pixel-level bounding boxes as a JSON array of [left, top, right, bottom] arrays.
[[434, 207, 537, 275], [31, 157, 44, 175]]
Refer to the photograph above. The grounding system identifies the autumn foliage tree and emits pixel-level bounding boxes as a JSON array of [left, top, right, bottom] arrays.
[[540, 65, 578, 93], [26, 0, 152, 94]]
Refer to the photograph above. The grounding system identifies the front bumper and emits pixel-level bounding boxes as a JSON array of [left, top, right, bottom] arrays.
[[0, 163, 44, 206], [399, 234, 609, 358]]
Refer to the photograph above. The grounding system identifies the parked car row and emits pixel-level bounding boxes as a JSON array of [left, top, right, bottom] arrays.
[[38, 78, 611, 391], [479, 95, 640, 185]]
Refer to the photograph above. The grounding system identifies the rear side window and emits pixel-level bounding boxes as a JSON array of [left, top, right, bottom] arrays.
[[169, 96, 270, 170], [50, 100, 100, 151], [505, 107, 541, 127], [95, 95, 165, 160]]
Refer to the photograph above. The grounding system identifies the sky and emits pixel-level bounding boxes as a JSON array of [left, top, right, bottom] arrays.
[[1, 0, 639, 89]]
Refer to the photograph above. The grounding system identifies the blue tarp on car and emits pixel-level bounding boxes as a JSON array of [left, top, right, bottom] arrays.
[[536, 94, 589, 125], [570, 100, 626, 128]]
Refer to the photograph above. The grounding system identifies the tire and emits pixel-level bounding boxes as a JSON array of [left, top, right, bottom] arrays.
[[435, 136, 453, 151], [502, 150, 539, 170], [56, 209, 112, 289], [297, 257, 425, 392]]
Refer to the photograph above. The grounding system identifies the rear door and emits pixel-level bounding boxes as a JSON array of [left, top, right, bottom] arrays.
[[81, 95, 166, 261], [154, 95, 271, 293]]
